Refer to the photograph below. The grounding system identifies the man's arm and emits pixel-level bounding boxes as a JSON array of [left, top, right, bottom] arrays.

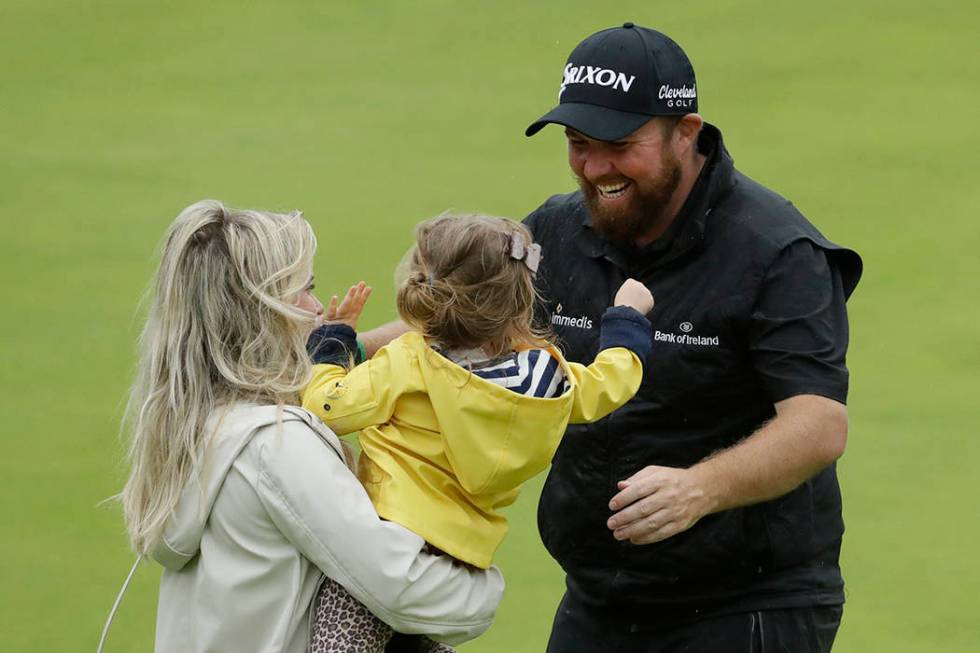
[[359, 320, 411, 357], [606, 393, 847, 544], [607, 240, 853, 545]]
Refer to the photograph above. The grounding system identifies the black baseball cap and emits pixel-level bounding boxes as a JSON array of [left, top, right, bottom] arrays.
[[525, 23, 698, 141]]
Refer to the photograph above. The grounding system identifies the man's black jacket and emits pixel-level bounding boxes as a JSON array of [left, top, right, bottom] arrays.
[[524, 124, 862, 617]]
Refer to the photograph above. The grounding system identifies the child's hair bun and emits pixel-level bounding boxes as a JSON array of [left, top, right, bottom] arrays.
[[396, 212, 550, 356]]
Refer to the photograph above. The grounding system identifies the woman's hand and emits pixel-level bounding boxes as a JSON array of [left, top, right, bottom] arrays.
[[324, 281, 373, 330]]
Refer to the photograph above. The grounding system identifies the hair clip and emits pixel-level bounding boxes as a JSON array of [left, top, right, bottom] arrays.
[[509, 233, 542, 274]]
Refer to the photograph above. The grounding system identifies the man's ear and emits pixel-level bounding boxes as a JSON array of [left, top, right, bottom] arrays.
[[674, 113, 704, 149]]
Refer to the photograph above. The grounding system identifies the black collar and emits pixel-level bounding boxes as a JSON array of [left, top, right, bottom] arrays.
[[574, 123, 737, 273]]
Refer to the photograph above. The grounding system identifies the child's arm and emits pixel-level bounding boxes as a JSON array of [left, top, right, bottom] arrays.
[[301, 282, 405, 435], [301, 335, 406, 435], [567, 279, 654, 423]]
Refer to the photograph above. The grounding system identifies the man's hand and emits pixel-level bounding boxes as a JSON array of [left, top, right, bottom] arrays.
[[606, 465, 713, 545], [614, 278, 654, 315], [606, 395, 848, 546], [324, 281, 373, 330]]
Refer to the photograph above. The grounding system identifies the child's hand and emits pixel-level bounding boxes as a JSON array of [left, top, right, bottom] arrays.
[[614, 279, 654, 315], [324, 281, 373, 330]]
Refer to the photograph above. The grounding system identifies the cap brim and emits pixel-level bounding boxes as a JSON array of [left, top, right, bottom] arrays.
[[525, 102, 653, 141]]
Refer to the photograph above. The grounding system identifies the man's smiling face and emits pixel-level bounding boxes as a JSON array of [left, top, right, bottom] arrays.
[[566, 118, 682, 245]]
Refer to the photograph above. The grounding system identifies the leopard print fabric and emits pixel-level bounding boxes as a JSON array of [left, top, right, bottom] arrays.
[[309, 576, 455, 653]]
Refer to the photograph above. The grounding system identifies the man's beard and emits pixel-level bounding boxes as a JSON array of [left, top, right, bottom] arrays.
[[578, 152, 682, 246]]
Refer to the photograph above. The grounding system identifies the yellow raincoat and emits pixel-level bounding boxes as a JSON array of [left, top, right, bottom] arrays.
[[302, 331, 643, 569]]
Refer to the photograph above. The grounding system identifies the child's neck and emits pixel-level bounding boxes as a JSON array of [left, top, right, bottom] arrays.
[[437, 344, 495, 367]]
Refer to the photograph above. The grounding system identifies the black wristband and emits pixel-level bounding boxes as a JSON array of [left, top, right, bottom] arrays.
[[306, 324, 361, 366], [598, 305, 653, 362]]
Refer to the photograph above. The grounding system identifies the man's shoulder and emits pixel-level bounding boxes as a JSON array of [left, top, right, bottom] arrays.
[[718, 170, 824, 249], [714, 170, 862, 295]]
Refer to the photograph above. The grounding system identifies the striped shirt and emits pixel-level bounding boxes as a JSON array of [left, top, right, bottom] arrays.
[[443, 348, 569, 399]]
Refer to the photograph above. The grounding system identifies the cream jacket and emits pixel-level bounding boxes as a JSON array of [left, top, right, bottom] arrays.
[[150, 403, 503, 653]]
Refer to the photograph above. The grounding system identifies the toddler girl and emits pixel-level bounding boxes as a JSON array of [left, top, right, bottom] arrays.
[[303, 213, 654, 652]]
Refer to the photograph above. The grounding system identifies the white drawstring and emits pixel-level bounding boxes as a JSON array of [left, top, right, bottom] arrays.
[[97, 555, 143, 653]]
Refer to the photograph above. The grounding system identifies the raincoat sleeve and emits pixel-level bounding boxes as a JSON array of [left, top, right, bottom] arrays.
[[302, 331, 420, 435], [253, 420, 504, 644], [567, 306, 652, 423]]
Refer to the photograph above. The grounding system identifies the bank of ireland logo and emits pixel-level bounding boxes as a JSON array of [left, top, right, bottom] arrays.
[[654, 320, 719, 346]]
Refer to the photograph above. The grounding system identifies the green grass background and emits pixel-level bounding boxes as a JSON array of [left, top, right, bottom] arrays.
[[2, 0, 978, 650]]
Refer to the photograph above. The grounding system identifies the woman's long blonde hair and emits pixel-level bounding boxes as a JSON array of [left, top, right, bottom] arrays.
[[121, 200, 317, 554]]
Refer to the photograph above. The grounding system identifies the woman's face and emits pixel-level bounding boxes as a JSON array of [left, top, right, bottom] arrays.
[[296, 277, 324, 330]]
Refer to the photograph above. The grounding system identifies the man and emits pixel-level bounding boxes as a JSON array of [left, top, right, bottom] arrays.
[[523, 24, 862, 652]]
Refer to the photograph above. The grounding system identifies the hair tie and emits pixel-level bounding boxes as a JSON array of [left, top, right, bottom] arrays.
[[508, 233, 542, 274], [411, 271, 434, 287]]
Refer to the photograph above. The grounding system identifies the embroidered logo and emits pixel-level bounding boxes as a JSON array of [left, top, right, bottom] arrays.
[[559, 62, 636, 98], [654, 322, 719, 347], [551, 303, 594, 330], [658, 83, 697, 109]]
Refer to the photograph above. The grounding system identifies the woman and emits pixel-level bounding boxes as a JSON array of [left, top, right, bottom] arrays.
[[120, 200, 502, 652]]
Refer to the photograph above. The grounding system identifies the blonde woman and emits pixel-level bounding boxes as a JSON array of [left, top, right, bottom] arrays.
[[120, 201, 502, 652]]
